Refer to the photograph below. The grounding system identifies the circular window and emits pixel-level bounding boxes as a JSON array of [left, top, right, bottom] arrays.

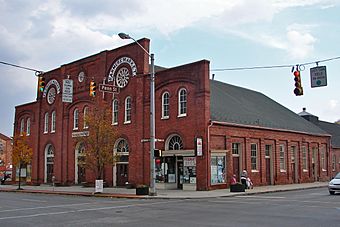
[[116, 67, 130, 88], [47, 87, 56, 105]]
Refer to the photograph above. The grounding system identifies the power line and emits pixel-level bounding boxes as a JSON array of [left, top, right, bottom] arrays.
[[0, 61, 43, 75], [211, 56, 340, 72]]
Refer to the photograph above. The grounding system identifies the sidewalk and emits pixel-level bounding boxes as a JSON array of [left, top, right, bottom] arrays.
[[0, 182, 328, 199]]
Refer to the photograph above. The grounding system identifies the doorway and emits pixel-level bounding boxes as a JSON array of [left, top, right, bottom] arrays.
[[177, 158, 183, 189], [116, 164, 128, 186]]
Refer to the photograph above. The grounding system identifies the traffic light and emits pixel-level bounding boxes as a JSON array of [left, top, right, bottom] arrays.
[[154, 149, 162, 158], [38, 76, 45, 92], [89, 80, 96, 97], [293, 70, 303, 96]]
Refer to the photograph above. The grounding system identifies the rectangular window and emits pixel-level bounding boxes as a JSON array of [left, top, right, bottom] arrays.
[[178, 89, 187, 117], [232, 143, 240, 155], [265, 144, 272, 157], [125, 97, 131, 123], [291, 146, 296, 163], [279, 144, 286, 171], [51, 111, 56, 133], [302, 146, 308, 171], [155, 157, 176, 183], [20, 119, 25, 135], [251, 144, 258, 171], [26, 118, 31, 136], [112, 100, 118, 125], [44, 113, 49, 133], [332, 154, 336, 171], [162, 92, 169, 119], [210, 155, 225, 184], [321, 149, 326, 171]]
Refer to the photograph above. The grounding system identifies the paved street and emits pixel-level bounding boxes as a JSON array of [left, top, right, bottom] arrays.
[[0, 188, 338, 226]]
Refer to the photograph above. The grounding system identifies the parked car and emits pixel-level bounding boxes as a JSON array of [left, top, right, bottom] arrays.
[[328, 172, 340, 195]]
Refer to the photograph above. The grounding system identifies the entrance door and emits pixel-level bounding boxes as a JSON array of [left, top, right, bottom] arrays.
[[265, 157, 271, 185], [78, 166, 86, 184], [116, 164, 128, 186], [177, 158, 183, 189], [46, 161, 53, 183], [232, 156, 240, 181]]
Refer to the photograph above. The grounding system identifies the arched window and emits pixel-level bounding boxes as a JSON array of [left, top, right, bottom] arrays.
[[44, 113, 49, 133], [178, 88, 187, 117], [73, 108, 79, 130], [83, 107, 89, 129], [51, 111, 56, 132], [115, 139, 129, 163], [168, 135, 184, 150], [162, 92, 170, 119], [124, 96, 131, 123], [20, 118, 25, 135], [26, 118, 31, 135], [112, 99, 118, 125]]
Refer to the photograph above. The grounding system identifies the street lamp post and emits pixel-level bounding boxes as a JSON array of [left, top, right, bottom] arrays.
[[118, 33, 156, 196]]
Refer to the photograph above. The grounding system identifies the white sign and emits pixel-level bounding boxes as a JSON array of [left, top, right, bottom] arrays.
[[310, 66, 327, 88], [62, 79, 73, 103], [95, 180, 103, 193], [72, 131, 89, 138], [184, 157, 196, 167], [99, 84, 119, 93], [196, 138, 203, 156]]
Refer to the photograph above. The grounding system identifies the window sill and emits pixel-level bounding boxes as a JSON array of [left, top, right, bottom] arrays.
[[303, 169, 308, 172], [112, 122, 118, 126], [161, 116, 169, 120], [280, 169, 286, 173], [177, 114, 187, 118], [73, 128, 78, 131], [124, 121, 131, 125], [251, 170, 259, 173]]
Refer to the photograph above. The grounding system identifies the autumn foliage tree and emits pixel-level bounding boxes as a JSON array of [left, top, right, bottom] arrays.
[[12, 132, 33, 189], [75, 104, 117, 181]]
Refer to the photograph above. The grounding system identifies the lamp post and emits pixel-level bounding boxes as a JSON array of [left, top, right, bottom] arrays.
[[118, 33, 156, 196]]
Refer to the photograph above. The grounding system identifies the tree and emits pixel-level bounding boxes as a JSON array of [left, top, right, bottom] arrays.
[[75, 104, 117, 182], [12, 132, 33, 190]]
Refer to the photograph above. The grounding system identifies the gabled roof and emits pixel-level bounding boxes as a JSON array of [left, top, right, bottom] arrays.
[[210, 80, 328, 135], [318, 121, 340, 148], [0, 133, 11, 141]]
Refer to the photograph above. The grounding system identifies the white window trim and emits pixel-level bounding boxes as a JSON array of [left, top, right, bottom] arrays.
[[161, 92, 170, 120], [44, 113, 49, 134], [112, 100, 118, 125], [178, 88, 187, 117], [20, 118, 25, 135], [73, 109, 79, 130], [124, 96, 131, 124], [279, 144, 286, 172], [250, 143, 258, 171], [51, 111, 56, 133], [26, 118, 31, 136], [83, 107, 89, 129]]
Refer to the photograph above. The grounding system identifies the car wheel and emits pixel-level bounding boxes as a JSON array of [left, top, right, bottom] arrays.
[[329, 191, 335, 195]]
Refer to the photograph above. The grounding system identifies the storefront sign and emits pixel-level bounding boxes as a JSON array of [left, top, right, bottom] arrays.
[[72, 131, 89, 138], [184, 157, 196, 166], [62, 79, 73, 103], [196, 137, 203, 156]]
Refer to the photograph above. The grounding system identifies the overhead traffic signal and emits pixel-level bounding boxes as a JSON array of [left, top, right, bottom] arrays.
[[38, 76, 45, 92], [293, 70, 303, 96], [89, 80, 96, 97]]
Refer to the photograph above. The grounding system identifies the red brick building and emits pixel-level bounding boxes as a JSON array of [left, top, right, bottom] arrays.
[[0, 133, 12, 179], [14, 39, 331, 190]]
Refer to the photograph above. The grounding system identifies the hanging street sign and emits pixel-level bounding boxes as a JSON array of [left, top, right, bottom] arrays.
[[62, 79, 73, 103], [310, 66, 327, 88], [99, 84, 120, 93]]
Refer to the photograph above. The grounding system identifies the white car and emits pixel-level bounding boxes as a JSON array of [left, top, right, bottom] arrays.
[[328, 172, 340, 195]]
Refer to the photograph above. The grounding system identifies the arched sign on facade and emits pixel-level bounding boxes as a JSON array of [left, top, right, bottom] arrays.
[[107, 56, 137, 88], [42, 79, 61, 98]]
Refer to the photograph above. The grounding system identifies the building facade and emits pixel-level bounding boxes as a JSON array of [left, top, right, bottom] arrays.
[[14, 39, 332, 190], [0, 133, 12, 177]]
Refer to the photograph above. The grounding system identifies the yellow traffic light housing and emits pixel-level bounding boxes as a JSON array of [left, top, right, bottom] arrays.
[[38, 76, 45, 92], [293, 70, 303, 96], [89, 80, 96, 97]]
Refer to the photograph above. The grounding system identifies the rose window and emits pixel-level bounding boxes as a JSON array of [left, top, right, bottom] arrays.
[[116, 67, 130, 88]]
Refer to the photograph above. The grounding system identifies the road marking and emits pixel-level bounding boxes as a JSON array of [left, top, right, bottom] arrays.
[[22, 199, 47, 202], [0, 202, 94, 213], [0, 200, 178, 220], [236, 196, 286, 199]]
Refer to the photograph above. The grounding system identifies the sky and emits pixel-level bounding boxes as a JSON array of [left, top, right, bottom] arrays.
[[1, 0, 340, 137]]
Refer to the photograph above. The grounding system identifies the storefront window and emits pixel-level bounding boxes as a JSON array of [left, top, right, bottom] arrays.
[[211, 156, 225, 184], [183, 157, 196, 184], [155, 157, 176, 183]]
